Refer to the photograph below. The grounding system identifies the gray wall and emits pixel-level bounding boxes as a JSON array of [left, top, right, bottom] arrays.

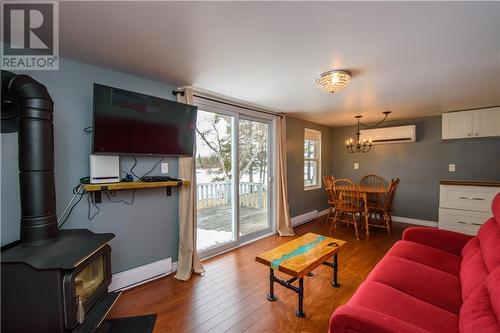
[[1, 58, 180, 273], [331, 116, 500, 221], [286, 116, 333, 217]]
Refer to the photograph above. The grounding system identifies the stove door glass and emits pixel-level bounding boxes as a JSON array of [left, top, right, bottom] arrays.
[[74, 254, 105, 305]]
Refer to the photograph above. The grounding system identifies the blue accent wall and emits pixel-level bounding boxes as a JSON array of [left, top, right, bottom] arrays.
[[1, 58, 180, 273]]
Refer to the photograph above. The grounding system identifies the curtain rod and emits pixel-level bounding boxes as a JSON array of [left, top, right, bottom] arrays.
[[173, 90, 282, 118], [193, 94, 283, 118]]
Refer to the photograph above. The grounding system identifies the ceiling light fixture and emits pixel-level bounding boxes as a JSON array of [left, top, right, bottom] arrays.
[[346, 111, 392, 153], [315, 70, 351, 93]]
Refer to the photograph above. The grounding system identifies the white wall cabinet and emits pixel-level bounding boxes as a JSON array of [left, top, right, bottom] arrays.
[[442, 107, 500, 139]]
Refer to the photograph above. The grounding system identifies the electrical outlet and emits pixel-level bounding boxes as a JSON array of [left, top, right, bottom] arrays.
[[161, 163, 169, 174], [354, 163, 359, 170], [449, 164, 456, 172]]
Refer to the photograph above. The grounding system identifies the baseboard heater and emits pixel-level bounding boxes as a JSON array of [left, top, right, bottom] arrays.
[[109, 257, 173, 292]]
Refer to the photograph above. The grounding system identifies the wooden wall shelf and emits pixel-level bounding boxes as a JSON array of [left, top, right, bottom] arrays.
[[83, 180, 189, 203], [83, 180, 189, 192]]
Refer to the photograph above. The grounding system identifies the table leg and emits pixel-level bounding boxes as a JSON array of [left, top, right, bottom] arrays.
[[322, 254, 341, 288], [265, 268, 310, 317], [332, 253, 341, 288], [267, 268, 278, 301], [296, 278, 305, 318], [364, 193, 369, 236]]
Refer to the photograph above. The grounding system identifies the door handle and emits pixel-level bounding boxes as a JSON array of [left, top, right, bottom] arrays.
[[457, 221, 482, 226], [76, 296, 85, 324], [458, 196, 485, 201]]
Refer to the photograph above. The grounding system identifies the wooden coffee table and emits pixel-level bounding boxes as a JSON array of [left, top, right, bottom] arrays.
[[255, 232, 346, 317]]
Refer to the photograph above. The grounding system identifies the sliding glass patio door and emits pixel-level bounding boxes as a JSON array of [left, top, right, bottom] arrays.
[[195, 104, 273, 256], [238, 117, 271, 239], [195, 110, 236, 252]]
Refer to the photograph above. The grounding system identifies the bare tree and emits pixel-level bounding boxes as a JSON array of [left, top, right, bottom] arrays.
[[196, 112, 268, 183]]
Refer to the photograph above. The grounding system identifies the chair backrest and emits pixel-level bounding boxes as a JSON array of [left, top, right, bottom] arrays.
[[323, 176, 336, 203], [360, 174, 388, 190], [383, 177, 400, 210], [323, 175, 335, 189], [332, 178, 362, 210], [325, 187, 336, 203]]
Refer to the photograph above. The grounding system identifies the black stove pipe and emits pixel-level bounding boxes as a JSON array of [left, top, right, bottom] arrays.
[[1, 70, 58, 245]]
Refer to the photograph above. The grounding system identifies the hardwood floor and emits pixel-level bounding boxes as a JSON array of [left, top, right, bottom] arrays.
[[107, 216, 411, 333]]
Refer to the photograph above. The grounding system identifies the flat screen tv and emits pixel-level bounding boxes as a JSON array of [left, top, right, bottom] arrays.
[[92, 84, 198, 156]]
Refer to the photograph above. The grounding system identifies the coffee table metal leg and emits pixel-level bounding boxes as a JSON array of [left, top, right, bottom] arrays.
[[332, 253, 341, 288], [296, 278, 305, 318], [267, 268, 278, 301]]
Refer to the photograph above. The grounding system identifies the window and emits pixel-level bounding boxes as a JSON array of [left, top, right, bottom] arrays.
[[304, 128, 321, 190]]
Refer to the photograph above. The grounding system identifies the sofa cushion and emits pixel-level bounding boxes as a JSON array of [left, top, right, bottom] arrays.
[[461, 236, 480, 257], [387, 240, 461, 276], [490, 268, 500, 330], [459, 267, 500, 333], [366, 255, 462, 314], [460, 218, 500, 300], [348, 280, 459, 333], [329, 304, 431, 333], [461, 238, 489, 300], [493, 192, 500, 225], [476, 218, 500, 273], [402, 227, 472, 256]]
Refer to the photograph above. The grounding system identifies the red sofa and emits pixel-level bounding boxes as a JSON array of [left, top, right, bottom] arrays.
[[329, 193, 500, 333]]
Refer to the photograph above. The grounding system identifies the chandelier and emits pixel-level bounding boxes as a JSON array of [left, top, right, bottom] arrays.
[[315, 70, 351, 93], [346, 111, 391, 153]]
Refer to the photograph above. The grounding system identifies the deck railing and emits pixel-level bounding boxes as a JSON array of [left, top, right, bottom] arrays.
[[197, 182, 267, 209]]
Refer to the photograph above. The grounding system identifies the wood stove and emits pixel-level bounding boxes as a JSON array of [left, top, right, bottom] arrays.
[[1, 230, 118, 333], [1, 71, 120, 333]]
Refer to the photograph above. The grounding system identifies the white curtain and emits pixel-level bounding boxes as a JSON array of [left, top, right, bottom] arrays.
[[276, 115, 294, 236], [174, 87, 205, 281]]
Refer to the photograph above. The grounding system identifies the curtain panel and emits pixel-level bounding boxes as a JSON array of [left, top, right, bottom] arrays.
[[276, 115, 294, 236], [175, 87, 205, 281]]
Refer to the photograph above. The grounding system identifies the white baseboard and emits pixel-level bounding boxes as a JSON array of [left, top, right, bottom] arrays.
[[291, 210, 318, 226], [109, 258, 172, 292], [291, 209, 437, 228], [392, 215, 438, 227], [318, 208, 330, 216]]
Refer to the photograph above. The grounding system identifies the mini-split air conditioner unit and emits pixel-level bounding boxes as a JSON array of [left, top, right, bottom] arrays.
[[359, 125, 416, 145]]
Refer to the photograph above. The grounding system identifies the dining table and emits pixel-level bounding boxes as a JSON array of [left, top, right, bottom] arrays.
[[334, 184, 389, 236]]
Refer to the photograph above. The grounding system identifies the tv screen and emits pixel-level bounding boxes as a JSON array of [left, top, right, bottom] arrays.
[[92, 84, 198, 156]]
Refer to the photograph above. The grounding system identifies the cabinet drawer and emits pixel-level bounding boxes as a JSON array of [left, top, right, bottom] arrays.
[[438, 208, 491, 235], [439, 185, 499, 212]]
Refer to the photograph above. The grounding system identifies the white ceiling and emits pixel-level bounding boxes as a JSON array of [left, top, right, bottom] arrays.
[[59, 1, 500, 126]]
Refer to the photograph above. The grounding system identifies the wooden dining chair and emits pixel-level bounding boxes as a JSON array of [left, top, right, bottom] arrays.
[[323, 175, 335, 189], [360, 174, 388, 188], [360, 174, 389, 206], [323, 176, 336, 225], [368, 177, 400, 234], [330, 178, 364, 240]]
